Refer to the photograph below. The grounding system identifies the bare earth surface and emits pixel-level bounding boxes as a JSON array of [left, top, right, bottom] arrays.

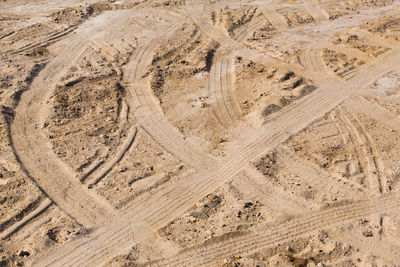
[[1, 0, 400, 266]]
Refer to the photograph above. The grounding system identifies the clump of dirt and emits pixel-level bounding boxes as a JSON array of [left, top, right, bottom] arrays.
[[235, 57, 316, 120], [333, 32, 389, 56], [150, 22, 230, 153], [152, 0, 185, 7], [217, 231, 356, 267], [325, 0, 395, 20], [44, 77, 125, 170], [160, 189, 266, 248], [282, 8, 314, 27], [362, 15, 400, 42], [322, 48, 365, 76], [245, 22, 275, 42], [254, 152, 279, 177], [49, 2, 121, 25], [254, 150, 329, 203], [212, 6, 257, 35]]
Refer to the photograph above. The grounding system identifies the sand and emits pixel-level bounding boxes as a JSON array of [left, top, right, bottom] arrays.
[[1, 0, 400, 266]]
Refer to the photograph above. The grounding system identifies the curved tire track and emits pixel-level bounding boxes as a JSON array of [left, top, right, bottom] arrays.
[[32, 11, 400, 267], [9, 10, 139, 227]]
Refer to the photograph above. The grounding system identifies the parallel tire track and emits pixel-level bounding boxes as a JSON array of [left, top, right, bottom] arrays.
[[149, 193, 400, 266], [258, 6, 288, 31], [337, 109, 382, 193], [304, 0, 330, 23], [10, 34, 115, 227], [86, 126, 138, 187], [123, 17, 216, 169], [10, 10, 139, 227], [209, 56, 241, 127], [277, 146, 369, 198], [32, 13, 400, 267], [299, 48, 331, 76], [2, 25, 79, 55], [0, 199, 52, 240], [344, 95, 400, 132], [234, 15, 267, 42]]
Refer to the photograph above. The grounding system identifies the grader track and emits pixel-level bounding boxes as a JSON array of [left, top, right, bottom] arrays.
[[2, 0, 400, 266]]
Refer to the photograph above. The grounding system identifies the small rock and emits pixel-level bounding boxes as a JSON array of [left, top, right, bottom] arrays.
[[195, 202, 204, 208], [362, 230, 373, 237], [244, 202, 253, 208], [18, 250, 30, 257]]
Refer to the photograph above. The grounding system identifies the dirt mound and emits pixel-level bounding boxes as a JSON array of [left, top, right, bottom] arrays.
[[44, 77, 125, 170], [235, 58, 315, 120], [322, 48, 365, 76]]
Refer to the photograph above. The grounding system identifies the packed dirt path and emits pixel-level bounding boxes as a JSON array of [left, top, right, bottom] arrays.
[[2, 0, 400, 266]]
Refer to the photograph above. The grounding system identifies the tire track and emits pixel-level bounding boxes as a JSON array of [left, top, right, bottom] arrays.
[[123, 14, 220, 168], [277, 146, 369, 198], [258, 5, 288, 31], [32, 14, 400, 267], [232, 166, 316, 216], [9, 10, 138, 227], [123, 16, 216, 169], [336, 108, 384, 193], [2, 25, 79, 55], [298, 48, 332, 76], [234, 15, 267, 42], [344, 95, 400, 132], [148, 193, 400, 266], [0, 199, 52, 240], [85, 126, 138, 187], [211, 13, 270, 128], [348, 110, 388, 193], [209, 55, 241, 127], [186, 0, 278, 66], [304, 0, 329, 23], [330, 111, 365, 182]]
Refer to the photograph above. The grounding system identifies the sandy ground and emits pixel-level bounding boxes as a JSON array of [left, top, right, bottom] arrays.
[[1, 0, 400, 266]]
